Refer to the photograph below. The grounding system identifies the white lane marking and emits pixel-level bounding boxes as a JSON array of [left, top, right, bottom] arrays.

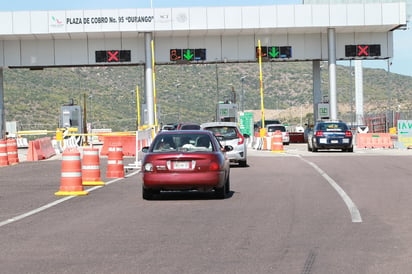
[[0, 170, 141, 228], [298, 155, 362, 223]]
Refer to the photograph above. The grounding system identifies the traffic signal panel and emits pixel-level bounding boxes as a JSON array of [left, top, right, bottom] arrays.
[[255, 46, 292, 59], [95, 50, 131, 62], [345, 44, 381, 57], [170, 49, 206, 62]]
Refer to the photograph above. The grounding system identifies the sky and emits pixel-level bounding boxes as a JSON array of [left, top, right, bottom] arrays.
[[0, 0, 411, 77]]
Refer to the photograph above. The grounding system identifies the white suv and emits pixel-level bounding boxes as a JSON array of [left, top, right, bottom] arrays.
[[201, 122, 249, 167]]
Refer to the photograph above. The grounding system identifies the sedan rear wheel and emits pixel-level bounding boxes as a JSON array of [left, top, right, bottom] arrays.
[[215, 176, 229, 199], [225, 175, 230, 195], [346, 147, 354, 152]]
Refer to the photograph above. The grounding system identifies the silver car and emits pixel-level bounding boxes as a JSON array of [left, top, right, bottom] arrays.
[[201, 122, 249, 167]]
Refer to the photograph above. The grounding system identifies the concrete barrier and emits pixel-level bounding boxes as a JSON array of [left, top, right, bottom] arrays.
[[356, 133, 393, 149], [100, 130, 152, 156], [27, 137, 56, 161]]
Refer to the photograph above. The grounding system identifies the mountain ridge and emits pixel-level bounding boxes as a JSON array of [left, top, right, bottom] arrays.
[[3, 62, 412, 131]]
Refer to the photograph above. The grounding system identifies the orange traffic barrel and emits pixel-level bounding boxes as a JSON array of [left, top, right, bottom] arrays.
[[6, 138, 19, 165], [106, 145, 124, 178], [55, 147, 88, 196], [0, 139, 9, 166], [271, 130, 284, 152], [82, 148, 105, 186]]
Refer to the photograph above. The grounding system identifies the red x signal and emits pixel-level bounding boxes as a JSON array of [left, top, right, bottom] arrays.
[[107, 51, 119, 62], [357, 45, 369, 56]]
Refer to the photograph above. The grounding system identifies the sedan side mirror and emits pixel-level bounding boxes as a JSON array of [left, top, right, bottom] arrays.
[[142, 146, 149, 153], [223, 145, 233, 152]]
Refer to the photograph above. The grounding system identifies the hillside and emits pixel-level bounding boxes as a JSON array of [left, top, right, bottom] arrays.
[[3, 62, 412, 131]]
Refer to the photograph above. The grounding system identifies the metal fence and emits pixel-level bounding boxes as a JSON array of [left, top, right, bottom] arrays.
[[351, 110, 412, 133]]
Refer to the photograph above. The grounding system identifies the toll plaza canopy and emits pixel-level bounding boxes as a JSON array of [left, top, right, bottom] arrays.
[[0, 2, 407, 67], [0, 2, 407, 137]]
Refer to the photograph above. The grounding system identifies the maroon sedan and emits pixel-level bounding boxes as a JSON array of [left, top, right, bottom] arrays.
[[141, 130, 232, 200]]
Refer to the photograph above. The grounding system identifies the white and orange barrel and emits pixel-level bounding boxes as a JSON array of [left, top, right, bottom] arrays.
[[106, 145, 124, 178], [55, 147, 88, 196], [0, 140, 9, 166], [271, 130, 284, 152], [6, 138, 19, 165], [82, 148, 105, 186]]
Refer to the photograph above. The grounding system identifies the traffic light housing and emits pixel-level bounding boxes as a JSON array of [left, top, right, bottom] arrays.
[[345, 44, 381, 57]]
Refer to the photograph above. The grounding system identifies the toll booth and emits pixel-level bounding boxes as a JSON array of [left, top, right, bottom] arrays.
[[216, 102, 238, 122], [60, 100, 83, 133]]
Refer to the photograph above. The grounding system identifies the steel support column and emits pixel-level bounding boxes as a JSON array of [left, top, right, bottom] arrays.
[[144, 32, 155, 126], [0, 68, 4, 139], [328, 28, 338, 120], [354, 60, 364, 125], [312, 60, 322, 122]]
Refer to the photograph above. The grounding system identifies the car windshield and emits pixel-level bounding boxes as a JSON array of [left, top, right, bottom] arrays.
[[152, 133, 214, 152], [317, 123, 348, 131], [204, 126, 238, 140], [267, 126, 286, 132]]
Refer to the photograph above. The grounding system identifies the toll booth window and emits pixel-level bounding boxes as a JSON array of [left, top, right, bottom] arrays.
[[71, 109, 80, 127]]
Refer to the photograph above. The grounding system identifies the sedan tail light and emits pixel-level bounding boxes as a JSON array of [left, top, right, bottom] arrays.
[[345, 131, 353, 137], [237, 132, 245, 145], [209, 161, 220, 171], [315, 131, 324, 137]]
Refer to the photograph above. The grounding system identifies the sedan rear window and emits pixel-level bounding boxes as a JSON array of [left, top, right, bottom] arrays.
[[204, 126, 238, 140], [180, 124, 200, 130], [267, 126, 286, 132], [317, 123, 348, 131], [152, 133, 214, 152]]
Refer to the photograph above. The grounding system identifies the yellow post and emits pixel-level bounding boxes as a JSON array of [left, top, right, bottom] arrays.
[[258, 40, 266, 129], [136, 85, 141, 130], [151, 40, 158, 132], [82, 93, 89, 146]]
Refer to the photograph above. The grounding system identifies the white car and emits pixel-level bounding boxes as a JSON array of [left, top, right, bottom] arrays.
[[266, 124, 290, 145], [201, 122, 249, 167]]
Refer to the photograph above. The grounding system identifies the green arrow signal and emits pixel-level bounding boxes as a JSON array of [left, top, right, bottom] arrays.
[[268, 47, 279, 58], [183, 49, 194, 61]]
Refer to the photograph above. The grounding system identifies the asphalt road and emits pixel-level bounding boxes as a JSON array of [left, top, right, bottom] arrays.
[[1, 145, 412, 274]]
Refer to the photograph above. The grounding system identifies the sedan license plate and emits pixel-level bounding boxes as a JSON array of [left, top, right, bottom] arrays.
[[331, 140, 339, 144], [173, 161, 190, 170], [319, 138, 327, 144]]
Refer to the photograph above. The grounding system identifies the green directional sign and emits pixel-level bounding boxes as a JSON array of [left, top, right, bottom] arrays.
[[268, 47, 280, 58], [183, 49, 194, 61]]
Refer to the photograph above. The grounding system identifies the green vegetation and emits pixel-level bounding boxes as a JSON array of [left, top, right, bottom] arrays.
[[3, 62, 412, 131]]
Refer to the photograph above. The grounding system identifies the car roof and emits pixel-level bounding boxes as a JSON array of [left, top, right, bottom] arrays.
[[315, 120, 345, 123], [266, 124, 285, 127], [201, 122, 239, 128], [178, 122, 199, 125], [157, 129, 213, 135]]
